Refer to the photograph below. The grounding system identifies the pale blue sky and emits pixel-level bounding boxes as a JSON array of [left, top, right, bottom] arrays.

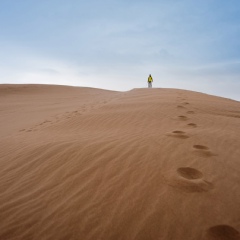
[[0, 0, 240, 100]]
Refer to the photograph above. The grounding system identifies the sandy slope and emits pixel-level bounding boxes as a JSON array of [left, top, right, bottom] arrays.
[[0, 84, 240, 240]]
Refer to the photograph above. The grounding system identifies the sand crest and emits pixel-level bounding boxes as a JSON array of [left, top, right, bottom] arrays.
[[0, 84, 240, 240]]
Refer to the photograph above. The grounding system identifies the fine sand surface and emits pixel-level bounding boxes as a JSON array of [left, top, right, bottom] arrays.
[[0, 84, 240, 240]]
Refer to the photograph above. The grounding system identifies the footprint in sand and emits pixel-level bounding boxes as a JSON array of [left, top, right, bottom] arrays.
[[194, 145, 209, 150], [183, 102, 190, 105], [169, 167, 214, 193], [187, 111, 195, 114], [36, 120, 52, 128], [177, 105, 185, 109], [206, 225, 240, 240], [193, 145, 216, 157], [187, 123, 197, 127], [178, 115, 188, 121], [43, 120, 51, 123], [177, 167, 203, 179], [168, 131, 189, 139]]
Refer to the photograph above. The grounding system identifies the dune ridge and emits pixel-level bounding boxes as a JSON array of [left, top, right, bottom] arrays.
[[0, 84, 240, 240]]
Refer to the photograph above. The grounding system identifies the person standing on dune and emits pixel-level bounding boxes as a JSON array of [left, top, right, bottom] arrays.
[[148, 74, 153, 88]]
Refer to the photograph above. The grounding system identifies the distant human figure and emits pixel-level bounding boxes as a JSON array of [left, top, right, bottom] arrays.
[[148, 74, 153, 88]]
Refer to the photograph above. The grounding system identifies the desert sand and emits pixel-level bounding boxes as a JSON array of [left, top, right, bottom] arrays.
[[0, 84, 240, 240]]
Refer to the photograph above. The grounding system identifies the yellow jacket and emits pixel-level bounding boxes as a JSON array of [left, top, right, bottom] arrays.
[[148, 76, 153, 82]]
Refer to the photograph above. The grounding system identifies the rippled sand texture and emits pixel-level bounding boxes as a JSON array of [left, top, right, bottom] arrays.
[[0, 84, 240, 240]]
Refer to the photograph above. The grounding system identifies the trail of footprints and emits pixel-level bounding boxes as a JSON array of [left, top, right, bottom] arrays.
[[19, 110, 83, 133], [168, 98, 215, 185], [19, 99, 111, 133], [168, 96, 239, 238]]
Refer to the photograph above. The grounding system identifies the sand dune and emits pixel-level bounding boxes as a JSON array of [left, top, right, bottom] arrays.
[[0, 84, 240, 240]]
